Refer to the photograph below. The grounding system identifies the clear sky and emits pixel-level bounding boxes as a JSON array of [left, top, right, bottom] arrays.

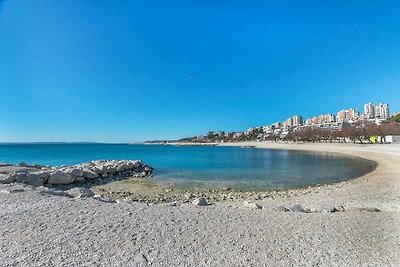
[[0, 0, 399, 143]]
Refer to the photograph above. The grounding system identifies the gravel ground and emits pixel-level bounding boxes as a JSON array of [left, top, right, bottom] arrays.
[[0, 143, 399, 266]]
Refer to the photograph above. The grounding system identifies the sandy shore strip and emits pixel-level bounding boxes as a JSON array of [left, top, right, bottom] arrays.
[[0, 143, 399, 266], [221, 142, 400, 208]]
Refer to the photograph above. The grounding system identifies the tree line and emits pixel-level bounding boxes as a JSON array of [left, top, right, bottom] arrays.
[[280, 122, 400, 144]]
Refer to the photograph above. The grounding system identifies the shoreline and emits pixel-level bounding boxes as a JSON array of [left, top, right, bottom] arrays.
[[1, 142, 399, 266], [1, 142, 398, 208], [92, 142, 400, 210], [218, 142, 400, 208]]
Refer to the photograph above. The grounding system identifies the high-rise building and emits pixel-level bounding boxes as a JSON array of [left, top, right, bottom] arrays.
[[336, 110, 346, 123], [283, 117, 293, 127], [323, 113, 336, 123], [336, 108, 359, 122], [272, 122, 282, 129], [312, 116, 319, 124], [377, 103, 389, 118], [364, 102, 375, 119], [292, 115, 303, 126], [374, 106, 380, 118], [364, 102, 389, 119], [349, 108, 360, 120]]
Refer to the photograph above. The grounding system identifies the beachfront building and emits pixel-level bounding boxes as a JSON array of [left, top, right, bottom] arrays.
[[363, 102, 389, 119], [272, 122, 282, 129], [322, 113, 336, 123], [282, 117, 293, 127], [375, 103, 389, 119], [337, 108, 360, 122], [262, 125, 275, 134], [299, 122, 349, 132], [292, 115, 303, 126], [336, 110, 346, 122], [364, 102, 375, 119], [282, 115, 303, 127], [306, 113, 336, 125]]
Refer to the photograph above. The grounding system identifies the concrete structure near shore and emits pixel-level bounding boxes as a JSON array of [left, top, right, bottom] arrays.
[[382, 135, 400, 143]]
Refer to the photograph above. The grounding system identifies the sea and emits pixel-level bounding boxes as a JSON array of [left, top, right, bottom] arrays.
[[0, 143, 376, 191]]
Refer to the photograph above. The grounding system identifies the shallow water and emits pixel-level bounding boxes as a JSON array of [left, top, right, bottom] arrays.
[[0, 144, 376, 190]]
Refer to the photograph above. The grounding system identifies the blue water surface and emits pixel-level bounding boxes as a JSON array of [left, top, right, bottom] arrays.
[[0, 144, 376, 190]]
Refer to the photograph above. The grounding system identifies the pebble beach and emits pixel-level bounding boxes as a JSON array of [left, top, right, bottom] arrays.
[[1, 142, 399, 266]]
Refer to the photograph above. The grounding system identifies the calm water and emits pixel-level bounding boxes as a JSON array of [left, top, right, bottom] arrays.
[[0, 144, 376, 190]]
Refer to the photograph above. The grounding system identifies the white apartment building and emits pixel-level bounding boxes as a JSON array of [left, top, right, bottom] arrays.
[[363, 102, 389, 119], [364, 102, 375, 119]]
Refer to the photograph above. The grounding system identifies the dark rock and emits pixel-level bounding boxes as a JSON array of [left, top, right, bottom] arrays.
[[0, 173, 15, 184], [47, 172, 74, 185], [13, 172, 44, 187], [33, 164, 45, 169], [192, 197, 208, 206]]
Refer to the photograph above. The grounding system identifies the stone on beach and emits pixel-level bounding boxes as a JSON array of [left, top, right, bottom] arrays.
[[36, 186, 68, 197], [47, 172, 75, 185], [34, 171, 51, 183], [66, 168, 84, 178], [243, 201, 262, 209], [82, 169, 99, 179], [192, 197, 208, 206], [0, 173, 15, 184], [33, 164, 45, 169], [18, 162, 29, 167], [0, 188, 25, 194], [67, 187, 95, 198], [13, 172, 44, 187]]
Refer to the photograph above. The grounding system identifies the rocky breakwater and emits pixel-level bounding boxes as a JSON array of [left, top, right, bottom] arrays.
[[0, 160, 153, 187]]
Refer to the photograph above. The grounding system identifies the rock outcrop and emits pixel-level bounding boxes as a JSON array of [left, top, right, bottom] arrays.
[[0, 160, 153, 186]]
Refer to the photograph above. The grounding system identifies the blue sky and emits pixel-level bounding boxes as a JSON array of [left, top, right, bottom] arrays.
[[0, 0, 399, 142]]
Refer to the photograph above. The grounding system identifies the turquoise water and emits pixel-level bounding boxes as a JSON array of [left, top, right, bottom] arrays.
[[0, 144, 376, 190]]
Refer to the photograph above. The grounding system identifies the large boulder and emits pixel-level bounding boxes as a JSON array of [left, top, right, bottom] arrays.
[[47, 172, 74, 185], [126, 161, 135, 170], [75, 176, 86, 182], [13, 172, 44, 187], [18, 162, 29, 167], [93, 166, 106, 175], [66, 168, 84, 178], [117, 163, 128, 172], [32, 171, 50, 184], [104, 164, 117, 175], [0, 173, 15, 184], [35, 171, 50, 180], [33, 164, 45, 169], [82, 169, 99, 179]]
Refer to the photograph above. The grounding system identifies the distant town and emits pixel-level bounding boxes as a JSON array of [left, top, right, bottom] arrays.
[[173, 102, 400, 144]]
